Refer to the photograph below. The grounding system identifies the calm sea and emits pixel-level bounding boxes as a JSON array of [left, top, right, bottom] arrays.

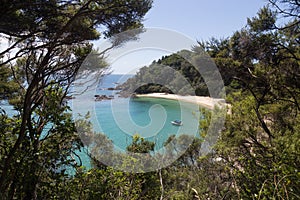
[[93, 74, 200, 150], [1, 74, 201, 169]]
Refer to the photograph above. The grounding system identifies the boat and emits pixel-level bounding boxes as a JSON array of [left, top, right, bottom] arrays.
[[171, 120, 182, 126]]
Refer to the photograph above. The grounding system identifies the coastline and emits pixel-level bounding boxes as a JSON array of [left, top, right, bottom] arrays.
[[135, 93, 227, 110]]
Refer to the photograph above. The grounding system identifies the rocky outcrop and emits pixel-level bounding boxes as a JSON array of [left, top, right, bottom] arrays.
[[94, 95, 114, 101]]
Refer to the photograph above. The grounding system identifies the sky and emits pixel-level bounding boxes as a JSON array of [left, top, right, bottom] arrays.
[[143, 0, 268, 41], [0, 1, 269, 74], [107, 0, 268, 74]]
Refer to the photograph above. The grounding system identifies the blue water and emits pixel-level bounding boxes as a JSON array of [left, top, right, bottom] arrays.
[[0, 100, 17, 117], [93, 74, 200, 152], [1, 74, 201, 169]]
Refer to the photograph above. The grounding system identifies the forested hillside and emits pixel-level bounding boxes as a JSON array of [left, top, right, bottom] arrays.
[[117, 52, 211, 96], [117, 45, 245, 97]]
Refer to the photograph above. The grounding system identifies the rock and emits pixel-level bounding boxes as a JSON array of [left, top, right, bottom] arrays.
[[94, 95, 114, 101], [65, 95, 75, 100]]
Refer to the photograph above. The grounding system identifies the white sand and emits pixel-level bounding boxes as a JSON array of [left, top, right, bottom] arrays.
[[135, 93, 227, 110]]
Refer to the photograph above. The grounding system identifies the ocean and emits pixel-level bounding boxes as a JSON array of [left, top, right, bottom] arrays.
[[1, 74, 201, 169], [92, 74, 200, 151]]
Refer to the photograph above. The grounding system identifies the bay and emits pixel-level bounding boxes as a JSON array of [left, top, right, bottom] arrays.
[[0, 74, 201, 170], [94, 74, 200, 152]]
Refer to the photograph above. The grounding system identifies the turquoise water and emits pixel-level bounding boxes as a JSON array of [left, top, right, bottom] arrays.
[[1, 74, 201, 169], [92, 75, 200, 152], [0, 100, 17, 117], [95, 97, 200, 151]]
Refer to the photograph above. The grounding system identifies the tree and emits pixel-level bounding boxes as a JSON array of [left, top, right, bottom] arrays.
[[203, 2, 300, 199], [0, 65, 19, 100], [118, 50, 210, 96], [126, 134, 155, 153], [0, 0, 152, 198]]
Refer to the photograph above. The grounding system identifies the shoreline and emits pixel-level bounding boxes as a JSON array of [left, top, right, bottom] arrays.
[[135, 93, 227, 110]]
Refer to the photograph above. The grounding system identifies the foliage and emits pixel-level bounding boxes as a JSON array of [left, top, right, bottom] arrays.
[[118, 51, 210, 96], [126, 134, 155, 153], [205, 1, 300, 199], [1, 0, 299, 199], [0, 65, 19, 100], [118, 1, 300, 199], [0, 0, 152, 199], [84, 133, 160, 200]]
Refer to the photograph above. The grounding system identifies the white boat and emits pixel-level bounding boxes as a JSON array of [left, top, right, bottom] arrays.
[[171, 120, 182, 126]]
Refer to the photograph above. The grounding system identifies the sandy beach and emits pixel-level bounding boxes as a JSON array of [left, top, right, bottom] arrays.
[[135, 93, 227, 110]]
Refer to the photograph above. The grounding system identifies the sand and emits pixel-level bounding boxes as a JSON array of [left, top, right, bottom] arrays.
[[135, 93, 227, 110]]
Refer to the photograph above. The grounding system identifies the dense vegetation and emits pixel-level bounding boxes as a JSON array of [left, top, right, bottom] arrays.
[[117, 52, 210, 96], [0, 0, 152, 199], [0, 0, 299, 199]]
